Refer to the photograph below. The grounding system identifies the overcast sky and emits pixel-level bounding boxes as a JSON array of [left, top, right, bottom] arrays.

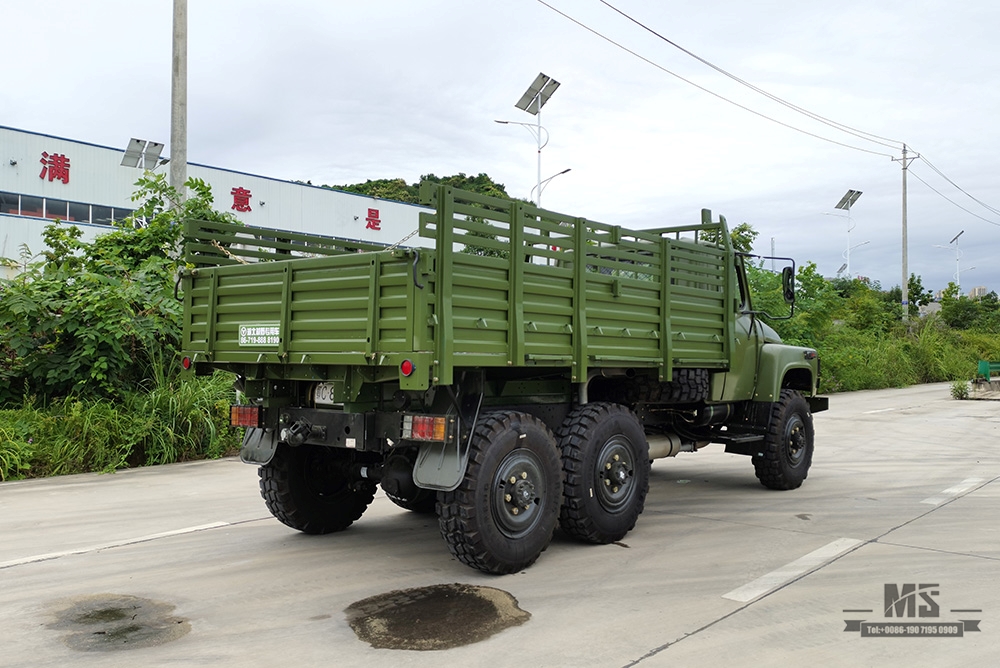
[[6, 0, 1000, 296]]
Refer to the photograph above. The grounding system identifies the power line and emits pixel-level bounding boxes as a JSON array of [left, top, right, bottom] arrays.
[[915, 153, 1000, 217], [909, 168, 1000, 228], [538, 0, 1000, 231], [598, 0, 905, 151], [534, 0, 896, 159]]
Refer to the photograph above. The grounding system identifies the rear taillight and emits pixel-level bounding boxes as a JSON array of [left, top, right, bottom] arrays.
[[230, 405, 263, 428], [181, 356, 192, 370], [401, 414, 448, 442], [400, 359, 415, 377]]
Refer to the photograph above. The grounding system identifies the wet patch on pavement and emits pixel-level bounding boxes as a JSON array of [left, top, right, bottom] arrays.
[[47, 594, 190, 651], [345, 583, 530, 650]]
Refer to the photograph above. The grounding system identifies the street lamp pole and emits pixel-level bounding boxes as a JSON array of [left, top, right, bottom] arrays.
[[503, 73, 560, 206], [951, 230, 965, 292], [934, 230, 966, 291], [834, 189, 862, 278]]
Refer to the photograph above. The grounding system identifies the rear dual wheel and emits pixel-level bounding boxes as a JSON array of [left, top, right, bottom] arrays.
[[437, 411, 562, 574], [557, 402, 650, 544]]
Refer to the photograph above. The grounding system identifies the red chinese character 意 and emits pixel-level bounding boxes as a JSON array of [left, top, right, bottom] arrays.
[[365, 207, 381, 231], [231, 187, 252, 212], [39, 152, 70, 184]]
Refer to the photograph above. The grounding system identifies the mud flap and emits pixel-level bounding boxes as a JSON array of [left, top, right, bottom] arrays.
[[240, 428, 280, 465], [412, 379, 483, 491], [412, 437, 471, 492]]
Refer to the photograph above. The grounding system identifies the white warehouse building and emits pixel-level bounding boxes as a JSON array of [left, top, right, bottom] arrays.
[[1, 126, 426, 276]]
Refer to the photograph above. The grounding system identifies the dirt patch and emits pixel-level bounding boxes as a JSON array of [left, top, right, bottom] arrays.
[[345, 583, 530, 650], [47, 594, 190, 651]]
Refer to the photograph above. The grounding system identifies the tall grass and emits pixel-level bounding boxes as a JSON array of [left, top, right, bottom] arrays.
[[0, 371, 241, 481], [0, 425, 32, 481], [818, 317, 998, 393]]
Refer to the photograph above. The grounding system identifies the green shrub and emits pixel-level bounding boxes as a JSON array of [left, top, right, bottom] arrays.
[[950, 380, 970, 400], [0, 372, 241, 481]]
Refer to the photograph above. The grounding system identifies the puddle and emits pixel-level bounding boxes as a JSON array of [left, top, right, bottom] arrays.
[[48, 594, 190, 651], [345, 583, 530, 650]]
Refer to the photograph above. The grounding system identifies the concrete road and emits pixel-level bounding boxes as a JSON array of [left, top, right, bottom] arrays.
[[1, 382, 997, 667]]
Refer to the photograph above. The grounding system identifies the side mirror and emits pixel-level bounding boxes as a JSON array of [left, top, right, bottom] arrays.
[[781, 266, 795, 304]]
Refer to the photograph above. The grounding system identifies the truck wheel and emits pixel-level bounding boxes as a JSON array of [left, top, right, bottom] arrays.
[[557, 403, 650, 543], [753, 390, 814, 490], [664, 368, 710, 403], [621, 369, 709, 404], [437, 411, 562, 574], [259, 444, 375, 534]]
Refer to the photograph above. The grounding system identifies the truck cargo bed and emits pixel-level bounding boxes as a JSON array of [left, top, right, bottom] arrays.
[[182, 184, 735, 388]]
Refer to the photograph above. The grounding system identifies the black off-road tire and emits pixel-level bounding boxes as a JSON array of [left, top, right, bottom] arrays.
[[384, 488, 438, 514], [664, 368, 710, 403], [259, 444, 376, 533], [753, 389, 814, 490], [557, 402, 650, 543], [624, 368, 710, 404], [437, 411, 562, 574]]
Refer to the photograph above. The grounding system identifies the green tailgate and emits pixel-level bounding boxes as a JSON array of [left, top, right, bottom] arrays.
[[183, 250, 428, 367]]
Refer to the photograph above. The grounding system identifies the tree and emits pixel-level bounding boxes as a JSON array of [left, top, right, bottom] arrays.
[[883, 274, 932, 320], [326, 178, 416, 202], [0, 174, 236, 405], [328, 173, 510, 204], [938, 283, 977, 329], [729, 222, 758, 254]]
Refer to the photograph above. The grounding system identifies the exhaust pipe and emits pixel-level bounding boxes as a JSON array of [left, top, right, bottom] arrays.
[[646, 433, 709, 459]]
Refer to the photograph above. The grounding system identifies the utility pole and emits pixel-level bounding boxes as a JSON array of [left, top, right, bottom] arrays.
[[170, 0, 188, 203], [892, 144, 919, 321]]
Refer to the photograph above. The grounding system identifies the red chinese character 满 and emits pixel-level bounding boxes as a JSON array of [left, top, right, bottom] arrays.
[[231, 187, 252, 212], [39, 152, 70, 184], [365, 207, 381, 231]]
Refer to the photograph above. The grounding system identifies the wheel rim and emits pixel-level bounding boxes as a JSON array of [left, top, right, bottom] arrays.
[[492, 448, 548, 539], [783, 415, 807, 468], [595, 436, 636, 513]]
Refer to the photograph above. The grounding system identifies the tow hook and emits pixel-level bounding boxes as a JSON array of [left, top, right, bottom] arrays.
[[281, 418, 313, 446]]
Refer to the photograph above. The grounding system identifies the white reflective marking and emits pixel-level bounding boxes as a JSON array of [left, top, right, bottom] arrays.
[[722, 537, 862, 602], [920, 478, 983, 505], [0, 522, 231, 569]]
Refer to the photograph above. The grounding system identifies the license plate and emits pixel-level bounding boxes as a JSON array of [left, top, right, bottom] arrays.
[[313, 382, 339, 406]]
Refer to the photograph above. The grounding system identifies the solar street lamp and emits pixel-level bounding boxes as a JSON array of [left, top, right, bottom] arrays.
[[497, 72, 560, 206], [934, 230, 969, 290], [834, 189, 863, 277]]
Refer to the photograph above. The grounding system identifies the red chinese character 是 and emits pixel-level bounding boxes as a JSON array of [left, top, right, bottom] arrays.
[[365, 207, 381, 231], [231, 187, 252, 212], [39, 152, 70, 184]]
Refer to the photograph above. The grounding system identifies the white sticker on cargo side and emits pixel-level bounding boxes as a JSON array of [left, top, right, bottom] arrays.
[[239, 323, 280, 346]]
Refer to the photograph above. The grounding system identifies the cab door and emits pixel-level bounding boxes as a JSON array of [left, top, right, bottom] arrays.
[[721, 256, 761, 401]]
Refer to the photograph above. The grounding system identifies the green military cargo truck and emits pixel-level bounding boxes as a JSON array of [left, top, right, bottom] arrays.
[[180, 182, 827, 574]]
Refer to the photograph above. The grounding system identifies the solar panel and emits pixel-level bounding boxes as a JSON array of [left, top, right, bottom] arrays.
[[514, 73, 560, 115], [835, 189, 862, 210], [121, 138, 146, 168]]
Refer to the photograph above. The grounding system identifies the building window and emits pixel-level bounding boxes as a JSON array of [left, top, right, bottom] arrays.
[[68, 201, 90, 223], [112, 208, 133, 222], [0, 192, 18, 215], [92, 205, 112, 226], [46, 199, 69, 220], [20, 195, 43, 218]]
